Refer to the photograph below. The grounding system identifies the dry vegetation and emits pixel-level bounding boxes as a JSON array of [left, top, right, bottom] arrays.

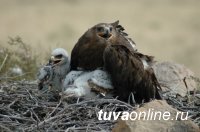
[[0, 0, 200, 77], [0, 37, 38, 81]]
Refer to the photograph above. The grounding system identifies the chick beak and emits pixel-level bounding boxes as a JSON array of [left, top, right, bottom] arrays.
[[51, 56, 62, 65], [51, 56, 55, 61]]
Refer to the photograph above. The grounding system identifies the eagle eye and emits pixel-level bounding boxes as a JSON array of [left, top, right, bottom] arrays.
[[96, 27, 103, 32], [55, 54, 63, 58]]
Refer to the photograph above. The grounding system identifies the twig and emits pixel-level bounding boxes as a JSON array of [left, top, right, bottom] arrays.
[[0, 124, 12, 132], [55, 98, 135, 116], [30, 108, 41, 122], [0, 114, 35, 123], [0, 54, 8, 72], [0, 72, 32, 80], [7, 99, 18, 109], [33, 114, 68, 129], [46, 99, 62, 119], [26, 89, 38, 105]]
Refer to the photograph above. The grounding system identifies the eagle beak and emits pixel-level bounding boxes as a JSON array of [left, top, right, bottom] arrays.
[[98, 29, 112, 39]]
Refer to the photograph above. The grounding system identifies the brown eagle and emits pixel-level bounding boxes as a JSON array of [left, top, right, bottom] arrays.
[[70, 21, 161, 103], [70, 21, 136, 70]]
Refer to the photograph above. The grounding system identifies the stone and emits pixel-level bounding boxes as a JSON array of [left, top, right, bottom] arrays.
[[112, 100, 199, 132], [153, 61, 197, 97]]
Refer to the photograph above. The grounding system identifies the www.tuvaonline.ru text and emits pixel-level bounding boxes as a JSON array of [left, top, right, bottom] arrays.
[[98, 109, 188, 121]]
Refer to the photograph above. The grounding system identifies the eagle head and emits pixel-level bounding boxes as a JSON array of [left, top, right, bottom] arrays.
[[87, 20, 119, 41], [70, 21, 123, 70]]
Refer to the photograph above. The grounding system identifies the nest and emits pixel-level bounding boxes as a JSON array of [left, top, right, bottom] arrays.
[[0, 81, 199, 131], [0, 81, 135, 131]]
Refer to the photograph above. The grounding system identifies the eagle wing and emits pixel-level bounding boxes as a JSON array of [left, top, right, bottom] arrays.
[[70, 36, 86, 70], [103, 44, 161, 103], [37, 65, 53, 90], [70, 33, 106, 71], [114, 22, 137, 51]]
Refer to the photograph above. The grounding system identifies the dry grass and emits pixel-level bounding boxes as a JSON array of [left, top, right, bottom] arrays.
[[0, 36, 38, 81], [0, 0, 200, 76]]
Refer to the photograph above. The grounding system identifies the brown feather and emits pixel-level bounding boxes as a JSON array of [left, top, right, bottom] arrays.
[[103, 44, 161, 103], [70, 29, 107, 70]]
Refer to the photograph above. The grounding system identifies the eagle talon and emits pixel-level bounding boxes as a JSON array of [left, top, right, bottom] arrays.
[[128, 92, 136, 105]]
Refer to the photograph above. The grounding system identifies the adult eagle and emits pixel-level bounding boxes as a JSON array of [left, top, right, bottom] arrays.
[[70, 21, 136, 70], [70, 21, 161, 103]]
